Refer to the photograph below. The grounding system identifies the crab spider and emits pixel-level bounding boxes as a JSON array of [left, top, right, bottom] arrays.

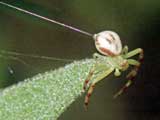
[[0, 2, 144, 110], [84, 31, 144, 109]]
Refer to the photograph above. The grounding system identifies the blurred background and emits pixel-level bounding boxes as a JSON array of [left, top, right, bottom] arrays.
[[0, 0, 160, 120]]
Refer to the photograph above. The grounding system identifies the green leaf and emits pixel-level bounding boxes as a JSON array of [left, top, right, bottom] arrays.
[[0, 59, 95, 120]]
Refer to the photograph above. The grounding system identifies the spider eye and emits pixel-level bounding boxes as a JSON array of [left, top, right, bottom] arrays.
[[93, 31, 122, 56]]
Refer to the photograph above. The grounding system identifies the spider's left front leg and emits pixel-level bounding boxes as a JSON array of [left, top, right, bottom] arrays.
[[84, 67, 114, 109], [113, 59, 140, 98], [125, 48, 144, 80], [83, 67, 95, 91], [83, 53, 100, 91], [114, 48, 144, 98]]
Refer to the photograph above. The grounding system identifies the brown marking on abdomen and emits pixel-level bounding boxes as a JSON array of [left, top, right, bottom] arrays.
[[106, 38, 112, 44], [99, 47, 116, 56], [108, 33, 116, 41]]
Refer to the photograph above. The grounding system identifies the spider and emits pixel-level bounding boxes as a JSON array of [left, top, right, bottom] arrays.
[[83, 31, 144, 109], [0, 1, 144, 110]]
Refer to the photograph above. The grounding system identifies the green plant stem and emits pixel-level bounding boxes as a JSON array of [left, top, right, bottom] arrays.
[[0, 59, 95, 120]]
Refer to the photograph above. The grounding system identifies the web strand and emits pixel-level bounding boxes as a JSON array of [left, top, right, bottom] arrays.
[[0, 50, 74, 62], [0, 1, 93, 37]]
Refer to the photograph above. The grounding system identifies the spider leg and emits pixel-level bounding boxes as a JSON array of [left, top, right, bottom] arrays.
[[124, 48, 144, 81], [84, 67, 114, 110], [83, 53, 99, 91], [83, 66, 95, 91], [121, 45, 128, 55], [113, 80, 132, 99], [113, 60, 140, 98], [114, 49, 144, 98], [125, 48, 144, 83], [125, 48, 144, 61]]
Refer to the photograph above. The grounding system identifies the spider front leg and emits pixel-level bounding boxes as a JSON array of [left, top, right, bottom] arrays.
[[113, 60, 140, 98], [125, 48, 144, 81], [83, 67, 95, 91], [84, 67, 114, 110], [83, 53, 100, 91], [125, 48, 144, 61], [114, 48, 144, 98]]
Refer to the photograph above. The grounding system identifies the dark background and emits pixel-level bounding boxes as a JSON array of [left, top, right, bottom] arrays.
[[0, 0, 160, 120]]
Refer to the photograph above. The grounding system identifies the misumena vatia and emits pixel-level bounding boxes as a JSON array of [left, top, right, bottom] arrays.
[[83, 31, 144, 108], [0, 2, 144, 110]]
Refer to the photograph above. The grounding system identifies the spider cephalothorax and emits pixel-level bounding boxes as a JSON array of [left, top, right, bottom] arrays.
[[84, 31, 144, 109]]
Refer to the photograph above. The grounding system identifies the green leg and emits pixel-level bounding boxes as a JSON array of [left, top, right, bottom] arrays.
[[114, 48, 144, 98], [113, 59, 141, 98], [83, 65, 96, 91], [126, 59, 140, 78], [83, 53, 101, 91], [121, 45, 128, 55], [125, 48, 143, 59], [125, 48, 144, 81], [84, 67, 114, 109], [113, 80, 132, 98]]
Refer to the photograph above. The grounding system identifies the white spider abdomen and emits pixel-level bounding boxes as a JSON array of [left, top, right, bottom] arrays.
[[93, 31, 122, 56]]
